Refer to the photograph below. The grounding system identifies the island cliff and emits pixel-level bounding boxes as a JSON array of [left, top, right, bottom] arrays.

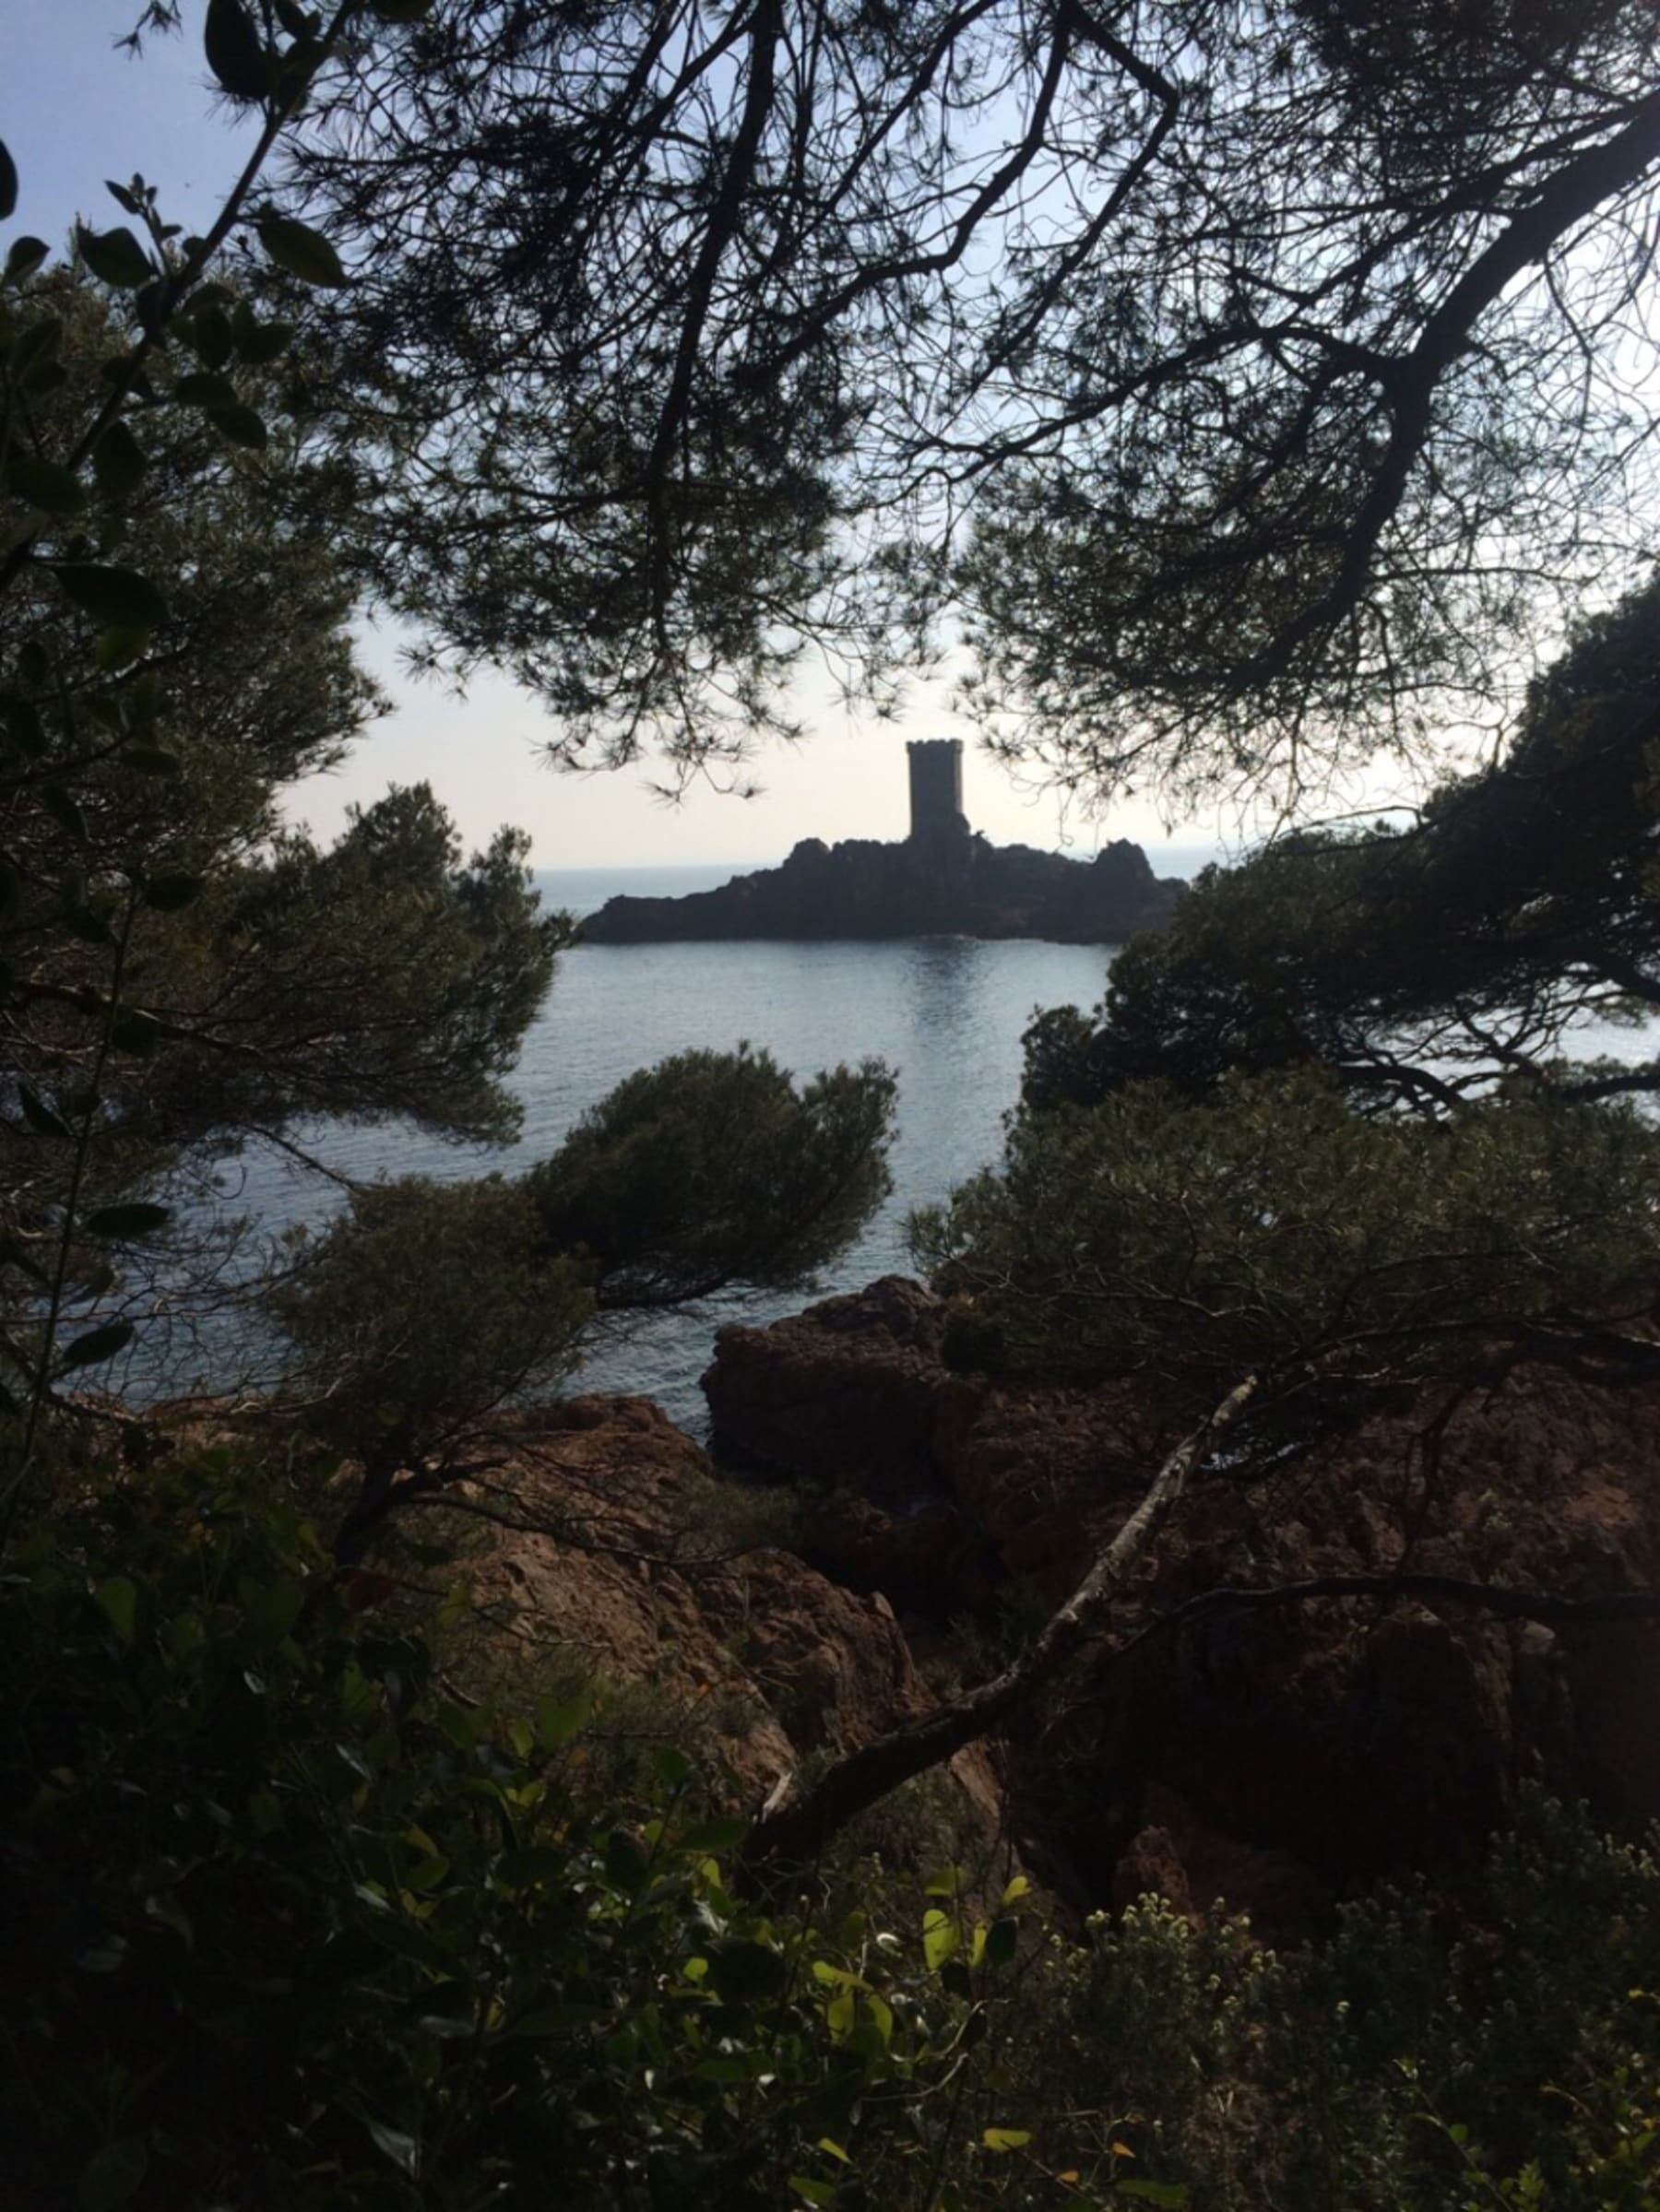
[[582, 739, 1183, 944]]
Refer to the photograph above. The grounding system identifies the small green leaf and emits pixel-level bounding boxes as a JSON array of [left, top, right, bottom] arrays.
[[652, 1744, 696, 1789], [535, 1685, 593, 1747], [142, 870, 202, 911], [206, 401, 267, 449], [85, 1203, 172, 1239], [205, 0, 271, 100], [242, 1574, 307, 1645], [1116, 2183, 1192, 2207], [256, 212, 346, 288], [922, 1909, 960, 1971], [174, 370, 242, 408], [984, 1916, 1019, 1968], [233, 315, 294, 366], [364, 2117, 420, 2180], [53, 563, 167, 629], [354, 1907, 459, 1978], [92, 421, 147, 501], [603, 1828, 650, 1893], [788, 2180, 835, 2208], [694, 2053, 762, 2083], [59, 1319, 136, 1373], [6, 455, 86, 515], [18, 1083, 70, 1139], [681, 1816, 750, 1853], [182, 305, 234, 370], [77, 2135, 148, 2210], [93, 1576, 138, 1645], [981, 2129, 1032, 2153], [0, 1235, 48, 1284], [0, 140, 18, 223], [5, 236, 49, 283], [0, 690, 47, 756], [122, 670, 163, 727], [76, 226, 153, 290]]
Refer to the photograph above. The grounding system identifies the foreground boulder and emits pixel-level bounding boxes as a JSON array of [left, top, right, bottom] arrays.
[[704, 1278, 1660, 1937]]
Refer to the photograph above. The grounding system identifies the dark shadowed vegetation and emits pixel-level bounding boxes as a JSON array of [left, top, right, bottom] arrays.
[[6, 3, 1660, 2206]]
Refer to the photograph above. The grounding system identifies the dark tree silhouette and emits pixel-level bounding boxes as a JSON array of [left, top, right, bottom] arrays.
[[289, 0, 1660, 798]]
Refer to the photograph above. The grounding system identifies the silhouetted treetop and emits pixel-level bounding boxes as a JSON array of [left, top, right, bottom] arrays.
[[289, 0, 1660, 797], [1022, 573, 1660, 1118]]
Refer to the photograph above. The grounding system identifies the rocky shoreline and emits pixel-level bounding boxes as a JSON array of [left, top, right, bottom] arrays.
[[419, 1275, 1660, 1944]]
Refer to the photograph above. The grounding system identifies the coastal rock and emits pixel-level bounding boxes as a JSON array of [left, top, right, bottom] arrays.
[[422, 1393, 1011, 1865], [581, 830, 1181, 945], [702, 1280, 1660, 1924]]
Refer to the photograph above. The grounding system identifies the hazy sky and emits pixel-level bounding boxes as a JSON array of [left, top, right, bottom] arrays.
[[6, 8, 1246, 868]]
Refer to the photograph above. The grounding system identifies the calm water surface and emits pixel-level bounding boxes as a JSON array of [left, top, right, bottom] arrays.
[[218, 866, 1124, 1429], [199, 853, 1656, 1431]]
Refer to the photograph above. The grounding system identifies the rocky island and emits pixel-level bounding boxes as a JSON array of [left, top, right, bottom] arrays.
[[582, 739, 1183, 943]]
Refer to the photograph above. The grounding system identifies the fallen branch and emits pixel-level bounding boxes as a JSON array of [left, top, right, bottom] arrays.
[[741, 1369, 1262, 1872], [741, 1362, 1660, 1876]]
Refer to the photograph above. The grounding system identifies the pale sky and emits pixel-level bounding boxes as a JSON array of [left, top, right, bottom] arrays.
[[6, 6, 1244, 869]]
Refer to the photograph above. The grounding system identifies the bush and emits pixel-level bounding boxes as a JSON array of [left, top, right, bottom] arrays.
[[0, 1452, 1142, 2210], [6, 1450, 1658, 2210]]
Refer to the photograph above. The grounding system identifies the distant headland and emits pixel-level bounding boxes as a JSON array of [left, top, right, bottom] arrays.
[[581, 741, 1183, 945]]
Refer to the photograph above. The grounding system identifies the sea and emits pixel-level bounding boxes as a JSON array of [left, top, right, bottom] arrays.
[[202, 859, 1211, 1432], [184, 852, 1657, 1436]]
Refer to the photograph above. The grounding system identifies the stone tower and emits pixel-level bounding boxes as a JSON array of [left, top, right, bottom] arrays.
[[907, 739, 967, 844]]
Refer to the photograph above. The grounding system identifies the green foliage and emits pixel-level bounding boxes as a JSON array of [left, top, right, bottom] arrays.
[[1024, 574, 1660, 1121], [528, 1045, 897, 1307], [267, 1047, 895, 1532], [215, 786, 569, 1143], [991, 1802, 1660, 2212], [0, 124, 564, 1448], [0, 1456, 1135, 2210], [4, 1457, 1660, 2210], [268, 1174, 593, 1500], [913, 1066, 1660, 1413]]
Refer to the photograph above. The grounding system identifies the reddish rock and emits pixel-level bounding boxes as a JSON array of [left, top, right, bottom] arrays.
[[702, 1279, 1660, 1926], [419, 1394, 1011, 1867], [705, 1275, 951, 1487]]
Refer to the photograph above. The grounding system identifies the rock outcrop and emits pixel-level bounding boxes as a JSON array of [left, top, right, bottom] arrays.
[[422, 1393, 1011, 1866], [703, 1278, 1660, 1940], [582, 831, 1181, 944]]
